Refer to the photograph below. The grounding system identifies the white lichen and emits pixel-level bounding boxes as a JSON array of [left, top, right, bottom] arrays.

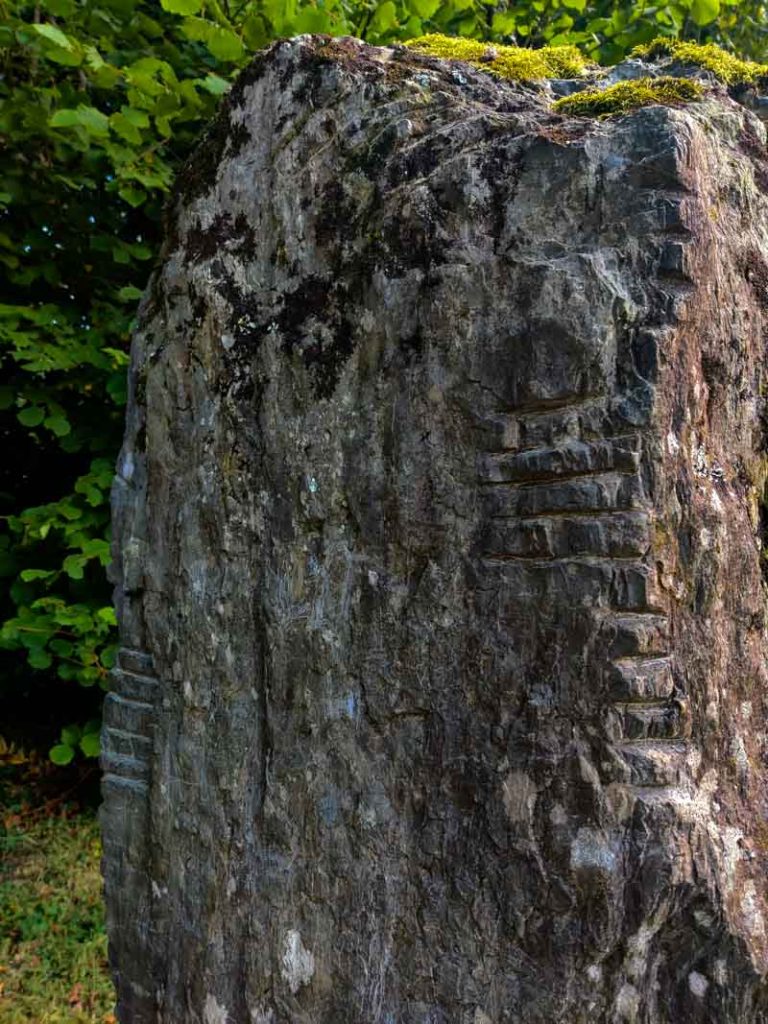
[[281, 930, 315, 994], [204, 994, 229, 1024], [689, 971, 709, 998]]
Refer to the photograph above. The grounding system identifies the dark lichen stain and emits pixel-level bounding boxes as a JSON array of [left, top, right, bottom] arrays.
[[228, 50, 268, 108], [276, 275, 356, 400], [186, 214, 232, 262], [185, 211, 258, 264], [387, 133, 442, 187], [232, 213, 258, 258], [175, 110, 231, 206], [481, 141, 525, 252], [189, 283, 207, 326], [738, 247, 768, 310], [204, 253, 359, 401], [401, 328, 424, 361], [175, 110, 251, 207], [218, 272, 264, 345], [738, 122, 768, 194], [315, 181, 352, 251]]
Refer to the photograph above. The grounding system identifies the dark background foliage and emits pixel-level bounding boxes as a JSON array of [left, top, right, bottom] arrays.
[[1, 0, 766, 763]]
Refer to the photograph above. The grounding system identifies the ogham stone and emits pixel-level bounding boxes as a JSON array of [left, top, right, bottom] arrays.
[[104, 35, 768, 1024]]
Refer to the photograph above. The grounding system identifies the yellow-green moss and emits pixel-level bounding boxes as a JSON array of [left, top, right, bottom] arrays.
[[632, 38, 768, 84], [404, 33, 591, 82], [553, 76, 703, 118]]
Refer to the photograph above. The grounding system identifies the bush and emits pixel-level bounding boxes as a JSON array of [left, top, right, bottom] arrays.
[[1, 0, 766, 760]]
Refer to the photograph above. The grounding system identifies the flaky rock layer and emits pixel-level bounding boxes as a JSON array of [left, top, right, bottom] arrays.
[[105, 35, 768, 1024]]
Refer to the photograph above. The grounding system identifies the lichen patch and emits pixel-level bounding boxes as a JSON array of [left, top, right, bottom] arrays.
[[204, 994, 230, 1024], [281, 930, 316, 994]]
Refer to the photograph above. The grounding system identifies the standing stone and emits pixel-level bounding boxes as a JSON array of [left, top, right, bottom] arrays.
[[104, 36, 768, 1023]]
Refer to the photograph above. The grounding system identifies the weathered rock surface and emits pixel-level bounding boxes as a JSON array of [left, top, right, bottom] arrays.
[[105, 36, 768, 1023]]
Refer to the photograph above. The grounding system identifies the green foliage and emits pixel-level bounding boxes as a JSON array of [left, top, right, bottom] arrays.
[[2, 0, 766, 763], [554, 74, 702, 115], [50, 720, 101, 765]]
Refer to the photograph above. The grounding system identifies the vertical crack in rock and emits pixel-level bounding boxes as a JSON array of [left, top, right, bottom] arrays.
[[105, 34, 768, 1024]]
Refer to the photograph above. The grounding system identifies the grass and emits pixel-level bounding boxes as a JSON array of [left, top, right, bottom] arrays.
[[0, 752, 115, 1024]]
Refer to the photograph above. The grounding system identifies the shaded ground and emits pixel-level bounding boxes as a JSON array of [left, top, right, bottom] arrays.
[[0, 750, 114, 1023]]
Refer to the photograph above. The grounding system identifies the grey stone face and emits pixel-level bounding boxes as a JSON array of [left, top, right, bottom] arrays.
[[104, 36, 768, 1023]]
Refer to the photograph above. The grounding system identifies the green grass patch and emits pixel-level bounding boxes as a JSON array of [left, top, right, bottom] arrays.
[[554, 76, 703, 118], [0, 765, 115, 1023]]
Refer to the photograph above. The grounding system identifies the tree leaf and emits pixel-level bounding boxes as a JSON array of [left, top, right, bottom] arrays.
[[371, 1, 398, 31], [63, 554, 87, 580], [50, 105, 110, 136], [160, 0, 203, 13], [20, 569, 56, 582], [200, 74, 230, 95], [80, 732, 101, 757], [690, 0, 720, 24], [44, 414, 71, 437], [49, 743, 75, 765], [61, 724, 81, 746], [121, 107, 150, 127], [32, 23, 74, 49], [206, 27, 245, 62], [411, 0, 441, 17], [29, 648, 53, 669], [48, 108, 81, 128], [118, 185, 147, 207], [75, 105, 110, 137], [17, 406, 45, 427], [110, 112, 142, 144]]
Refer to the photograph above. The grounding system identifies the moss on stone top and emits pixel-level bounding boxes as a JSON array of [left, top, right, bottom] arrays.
[[631, 38, 768, 84], [404, 33, 590, 82], [554, 76, 703, 118]]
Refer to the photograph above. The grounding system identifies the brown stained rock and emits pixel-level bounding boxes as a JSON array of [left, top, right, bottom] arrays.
[[105, 35, 768, 1024]]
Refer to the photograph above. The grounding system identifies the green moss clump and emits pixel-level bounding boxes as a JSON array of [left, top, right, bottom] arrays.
[[405, 33, 591, 82], [632, 38, 768, 84], [554, 76, 703, 118]]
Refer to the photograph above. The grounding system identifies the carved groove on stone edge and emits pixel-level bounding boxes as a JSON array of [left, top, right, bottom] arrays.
[[102, 647, 158, 789], [478, 395, 694, 795]]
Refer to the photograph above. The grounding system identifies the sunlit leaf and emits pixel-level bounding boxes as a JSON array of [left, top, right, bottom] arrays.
[[690, 0, 720, 24], [32, 22, 74, 49], [206, 27, 245, 62], [160, 0, 203, 13]]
